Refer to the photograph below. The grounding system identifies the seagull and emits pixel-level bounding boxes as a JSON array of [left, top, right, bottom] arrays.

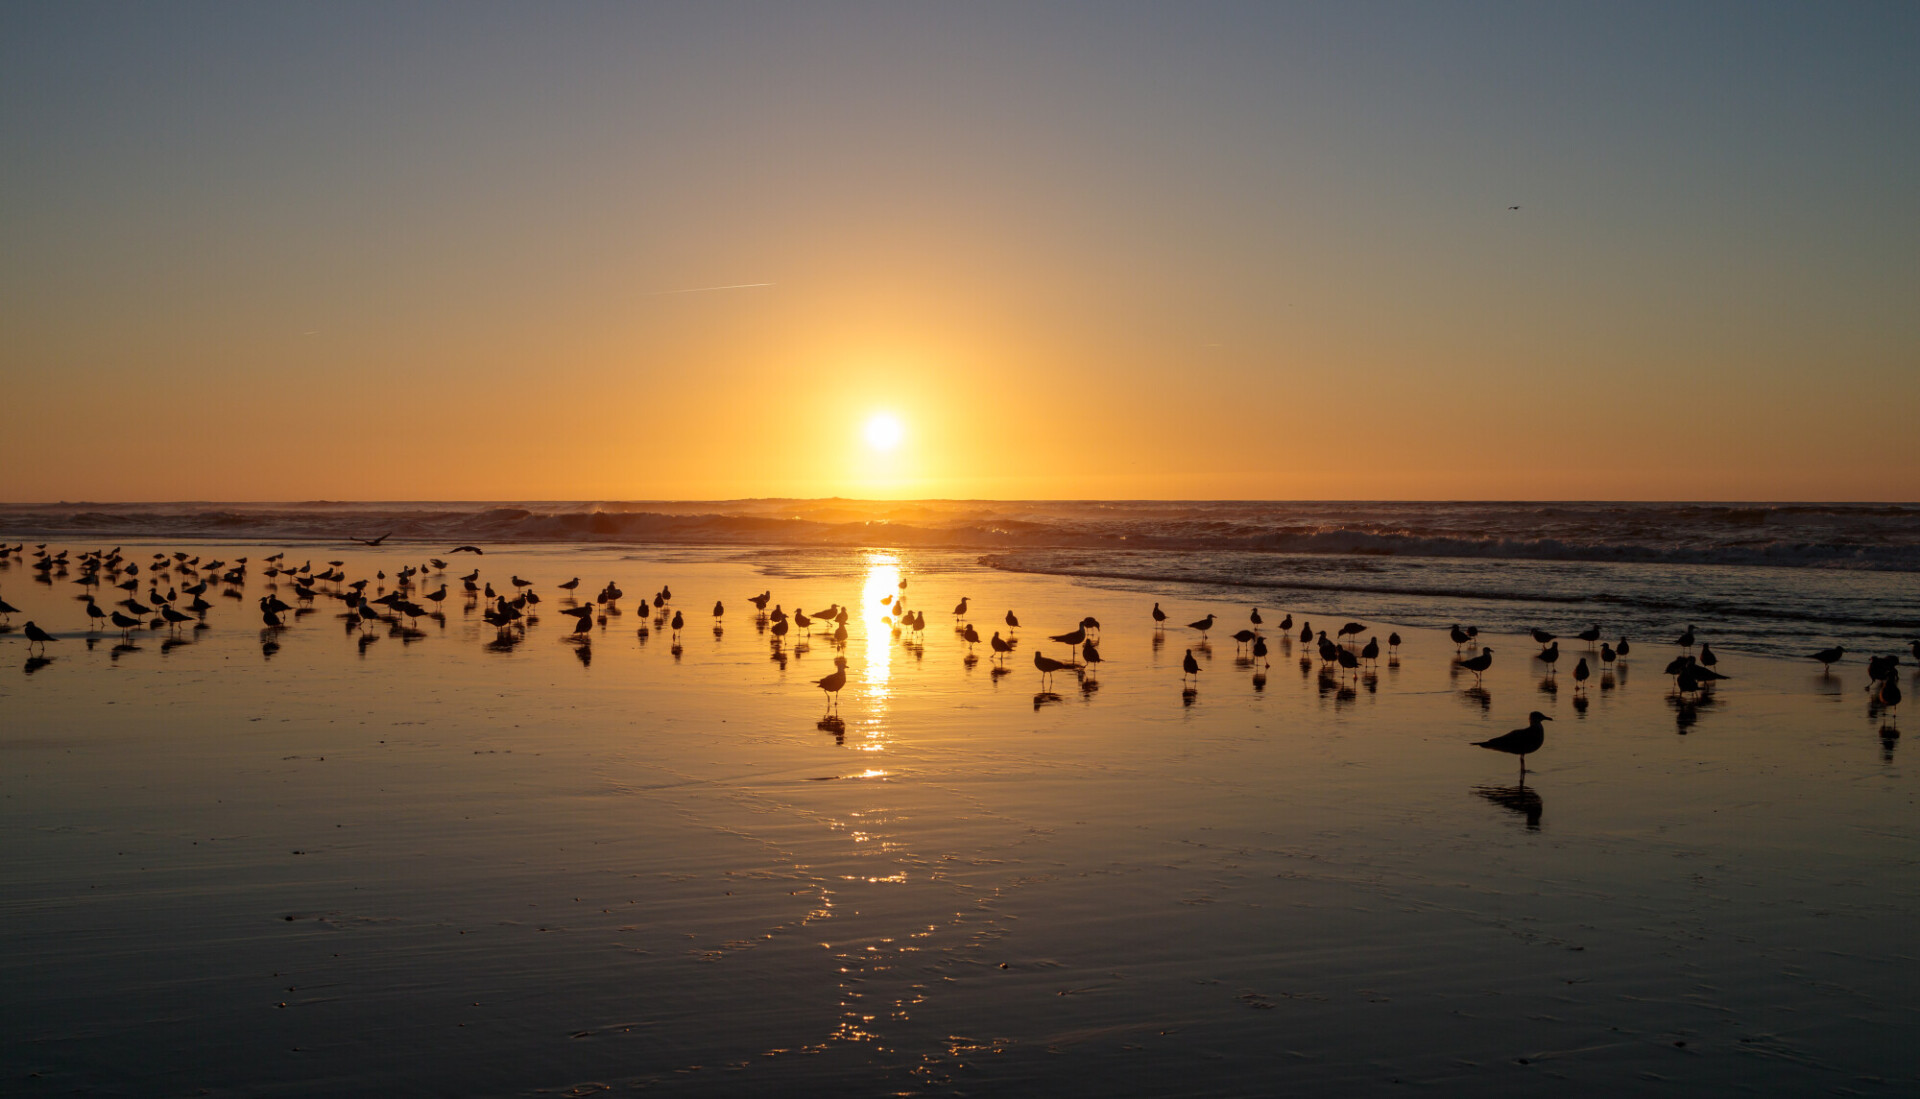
[[1878, 677, 1902, 720], [1387, 632, 1401, 655], [1475, 712, 1550, 775], [1572, 657, 1590, 691], [1530, 628, 1555, 649], [1182, 649, 1201, 685], [558, 577, 580, 591], [1460, 647, 1494, 684], [1576, 625, 1601, 649], [1252, 635, 1269, 667], [1360, 637, 1380, 667], [1674, 625, 1696, 652], [1250, 608, 1263, 625], [1152, 603, 1168, 628], [713, 601, 724, 618], [351, 532, 393, 546], [448, 545, 484, 555], [1034, 649, 1074, 689], [990, 631, 1015, 661], [962, 624, 981, 651], [109, 610, 142, 638], [23, 621, 58, 651], [1337, 622, 1366, 646], [1230, 629, 1259, 653], [952, 597, 970, 621], [810, 655, 848, 707], [1809, 645, 1845, 672], [1049, 624, 1088, 651], [1699, 643, 1718, 671], [1004, 610, 1020, 630], [1081, 639, 1102, 669], [1536, 641, 1559, 673], [1187, 614, 1216, 638]]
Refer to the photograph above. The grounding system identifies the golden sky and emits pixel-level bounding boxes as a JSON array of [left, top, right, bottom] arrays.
[[4, 4, 1916, 501]]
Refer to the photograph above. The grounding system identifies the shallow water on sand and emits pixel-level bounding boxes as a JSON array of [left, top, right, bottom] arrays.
[[1, 544, 1914, 1096]]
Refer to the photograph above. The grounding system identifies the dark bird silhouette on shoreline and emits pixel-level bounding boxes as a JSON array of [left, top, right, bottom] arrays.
[[1476, 712, 1550, 777], [1460, 647, 1494, 684]]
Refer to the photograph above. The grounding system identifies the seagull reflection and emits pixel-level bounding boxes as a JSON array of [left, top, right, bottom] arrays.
[[1033, 691, 1064, 710], [358, 633, 377, 656], [261, 640, 280, 660], [160, 637, 189, 654], [1460, 686, 1492, 712], [575, 644, 593, 667], [1880, 726, 1899, 764], [24, 655, 53, 674], [1473, 784, 1543, 830], [1079, 675, 1100, 697], [1572, 692, 1590, 715], [1252, 671, 1267, 692], [1668, 689, 1719, 733], [1182, 686, 1198, 707], [817, 715, 846, 744], [1537, 675, 1558, 697]]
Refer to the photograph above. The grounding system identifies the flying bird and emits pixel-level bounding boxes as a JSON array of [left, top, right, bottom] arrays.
[[352, 533, 393, 546], [448, 546, 484, 555]]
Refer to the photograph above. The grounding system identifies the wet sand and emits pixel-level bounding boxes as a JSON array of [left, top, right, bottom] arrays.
[[1, 543, 1915, 1096]]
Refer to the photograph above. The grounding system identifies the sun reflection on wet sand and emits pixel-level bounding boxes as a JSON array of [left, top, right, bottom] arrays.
[[856, 553, 901, 751]]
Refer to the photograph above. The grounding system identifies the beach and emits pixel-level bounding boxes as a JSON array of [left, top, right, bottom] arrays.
[[1, 541, 1913, 1095]]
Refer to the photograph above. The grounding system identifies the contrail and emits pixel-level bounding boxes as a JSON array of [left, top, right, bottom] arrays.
[[641, 282, 774, 297]]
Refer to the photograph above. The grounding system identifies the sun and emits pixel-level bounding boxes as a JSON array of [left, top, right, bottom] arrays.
[[864, 412, 904, 451]]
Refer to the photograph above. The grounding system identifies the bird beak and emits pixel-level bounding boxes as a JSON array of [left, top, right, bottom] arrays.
[[1542, 716, 1553, 721]]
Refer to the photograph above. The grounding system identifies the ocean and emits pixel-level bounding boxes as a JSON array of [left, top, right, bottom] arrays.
[[2, 500, 1915, 659]]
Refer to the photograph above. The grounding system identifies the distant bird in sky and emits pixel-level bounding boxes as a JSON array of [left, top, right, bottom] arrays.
[[1508, 205, 1521, 210], [352, 532, 393, 546]]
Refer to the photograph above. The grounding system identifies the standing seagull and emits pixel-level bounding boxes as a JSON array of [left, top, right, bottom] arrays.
[[815, 657, 848, 714], [1004, 610, 1020, 631], [1809, 645, 1844, 672], [1034, 650, 1074, 689], [1475, 712, 1551, 777], [1460, 647, 1494, 685], [1151, 603, 1168, 629], [1187, 613, 1217, 638], [1182, 648, 1201, 686], [23, 621, 58, 652]]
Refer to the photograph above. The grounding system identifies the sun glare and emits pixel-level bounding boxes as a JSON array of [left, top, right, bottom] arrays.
[[864, 413, 904, 452]]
